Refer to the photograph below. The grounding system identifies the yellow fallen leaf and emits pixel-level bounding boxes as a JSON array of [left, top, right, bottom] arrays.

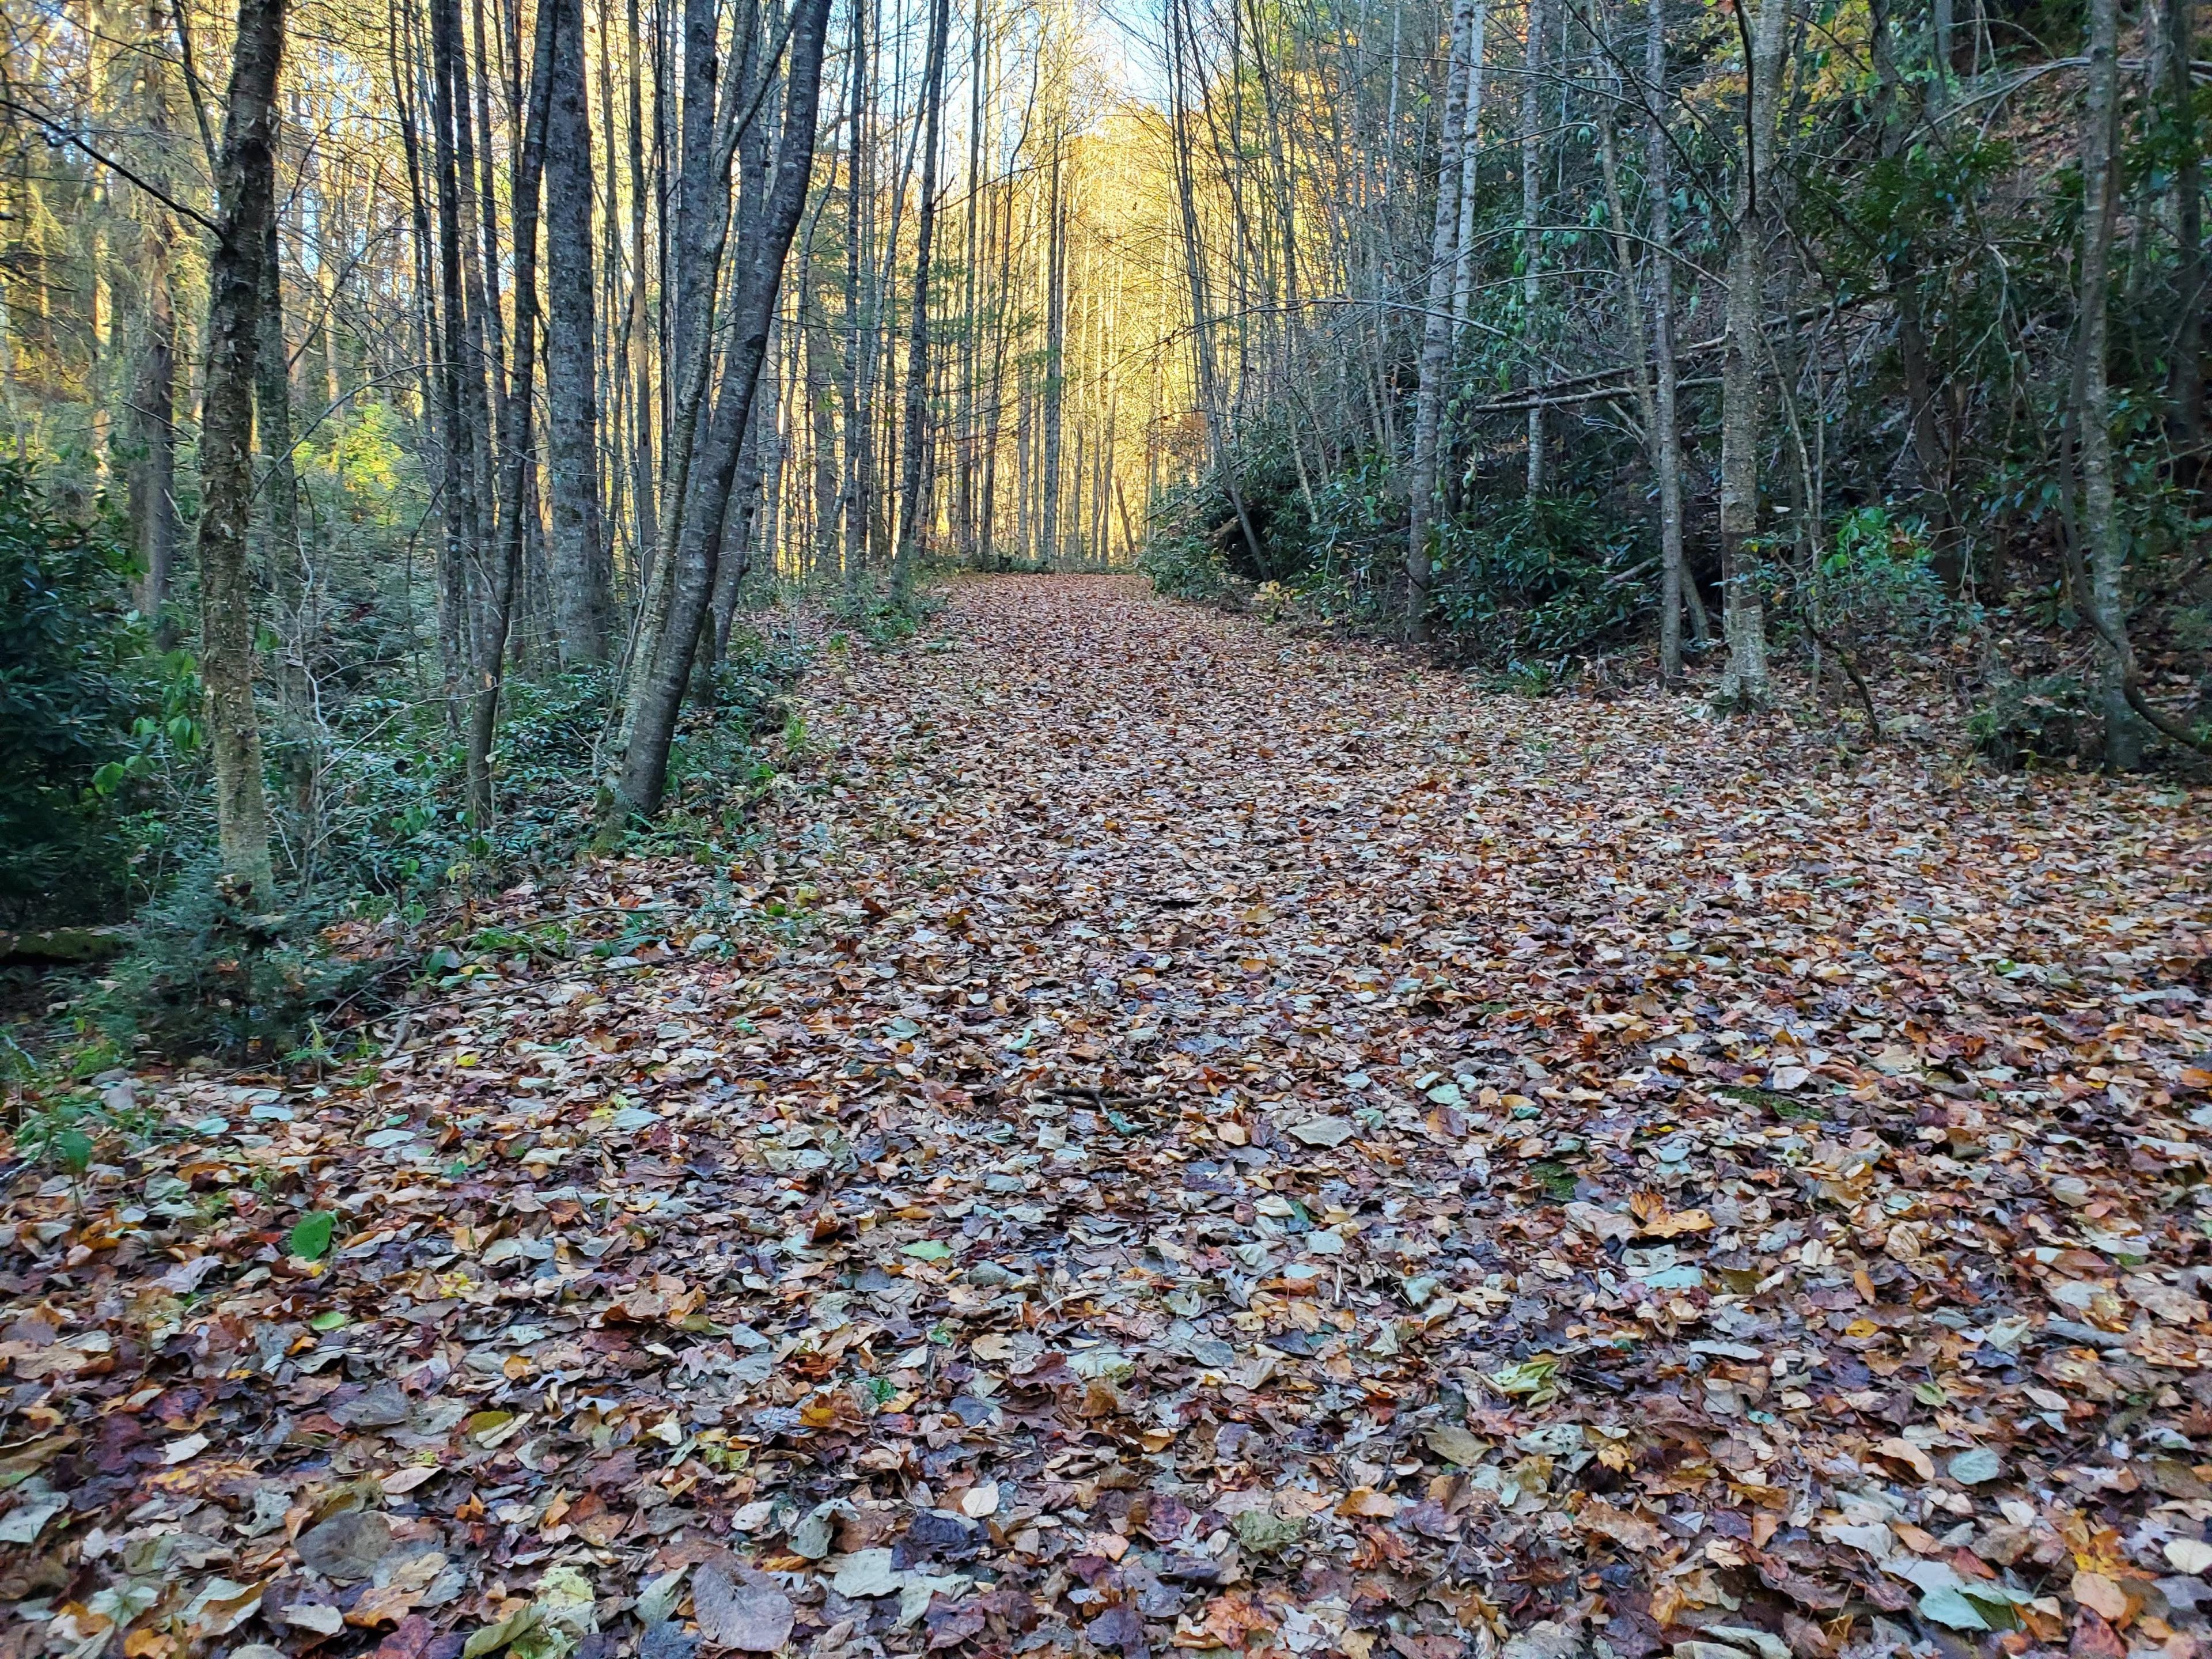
[[1876, 1437, 1935, 1480], [1336, 1487, 1398, 1518]]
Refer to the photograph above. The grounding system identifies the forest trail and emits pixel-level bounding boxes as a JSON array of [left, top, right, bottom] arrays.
[[14, 576, 2212, 1659]]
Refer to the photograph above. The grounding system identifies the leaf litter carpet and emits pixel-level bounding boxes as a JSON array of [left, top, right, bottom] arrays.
[[7, 576, 2212, 1659]]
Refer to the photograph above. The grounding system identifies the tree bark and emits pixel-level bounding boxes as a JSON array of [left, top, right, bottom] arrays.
[[1450, 0, 1488, 335], [839, 0, 873, 594], [1715, 0, 1786, 707], [1520, 0, 1550, 494], [891, 0, 952, 594], [1644, 0, 1692, 675], [1039, 132, 1067, 567], [196, 0, 286, 906], [130, 214, 179, 649], [609, 0, 834, 824], [2074, 0, 2139, 767], [1406, 0, 1476, 641], [465, 0, 554, 828], [544, 0, 613, 664], [1591, 5, 1666, 682], [256, 208, 317, 835], [2166, 0, 2205, 487]]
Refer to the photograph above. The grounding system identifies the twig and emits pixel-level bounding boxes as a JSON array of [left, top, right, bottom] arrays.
[[1797, 613, 1883, 741]]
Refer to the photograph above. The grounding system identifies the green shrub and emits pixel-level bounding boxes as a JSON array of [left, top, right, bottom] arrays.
[[1969, 672, 2099, 768], [96, 859, 383, 1062], [0, 464, 160, 925], [1430, 494, 1648, 667], [1807, 506, 1953, 648]]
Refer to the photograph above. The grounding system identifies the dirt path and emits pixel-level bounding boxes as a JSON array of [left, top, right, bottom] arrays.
[[9, 576, 2212, 1659]]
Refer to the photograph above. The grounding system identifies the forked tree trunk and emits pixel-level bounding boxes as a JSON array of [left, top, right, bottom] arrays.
[[608, 0, 834, 823], [196, 0, 286, 906], [465, 0, 554, 828]]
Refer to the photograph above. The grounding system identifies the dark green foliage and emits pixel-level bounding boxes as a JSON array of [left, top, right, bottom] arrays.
[[1430, 494, 1650, 669], [96, 860, 380, 1060], [0, 465, 158, 926], [1137, 509, 1240, 605], [1804, 509, 1952, 637], [1143, 461, 1654, 676], [1968, 672, 2101, 767], [828, 585, 942, 648], [317, 667, 620, 900]]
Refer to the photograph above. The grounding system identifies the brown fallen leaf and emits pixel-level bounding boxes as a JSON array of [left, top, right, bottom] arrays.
[[691, 1556, 794, 1654]]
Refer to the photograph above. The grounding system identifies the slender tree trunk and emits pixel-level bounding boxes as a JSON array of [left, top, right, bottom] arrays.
[[197, 0, 287, 906], [610, 0, 833, 823], [2075, 0, 2138, 767], [1166, 0, 1262, 571], [1716, 0, 1786, 706], [709, 312, 781, 655], [1039, 132, 1066, 567], [2166, 0, 2205, 487], [430, 0, 485, 732], [1406, 0, 1476, 641], [891, 0, 952, 592], [131, 216, 179, 648], [545, 0, 613, 662], [1519, 0, 1550, 493], [466, 0, 554, 828], [627, 0, 657, 577], [1592, 14, 1665, 683], [1644, 0, 1692, 673], [257, 209, 317, 836], [840, 0, 872, 594], [1450, 0, 1488, 334]]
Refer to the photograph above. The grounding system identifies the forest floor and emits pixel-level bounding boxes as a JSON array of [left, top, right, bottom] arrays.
[[6, 576, 2212, 1659]]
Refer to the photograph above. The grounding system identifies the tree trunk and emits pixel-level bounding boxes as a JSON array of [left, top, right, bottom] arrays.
[[710, 312, 782, 656], [1645, 0, 1691, 676], [840, 0, 873, 594], [2166, 0, 2205, 487], [544, 0, 613, 664], [196, 0, 286, 906], [2075, 0, 2139, 767], [1519, 0, 1550, 493], [1039, 136, 1067, 567], [257, 209, 317, 835], [1450, 0, 1488, 335], [130, 215, 179, 649], [609, 0, 833, 823], [1405, 0, 1476, 641], [1716, 0, 1786, 707], [891, 0, 952, 594], [1592, 7, 1665, 683], [466, 0, 554, 828]]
